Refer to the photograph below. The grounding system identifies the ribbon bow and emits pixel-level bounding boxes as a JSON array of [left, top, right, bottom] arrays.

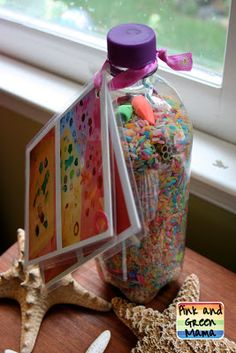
[[94, 49, 192, 91]]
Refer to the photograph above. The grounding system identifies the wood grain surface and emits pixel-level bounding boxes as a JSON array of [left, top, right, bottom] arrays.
[[0, 244, 235, 352]]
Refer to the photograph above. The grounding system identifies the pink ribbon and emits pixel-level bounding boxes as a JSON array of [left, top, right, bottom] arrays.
[[94, 49, 192, 91]]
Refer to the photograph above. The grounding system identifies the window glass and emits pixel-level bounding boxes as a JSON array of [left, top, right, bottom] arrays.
[[0, 0, 231, 75]]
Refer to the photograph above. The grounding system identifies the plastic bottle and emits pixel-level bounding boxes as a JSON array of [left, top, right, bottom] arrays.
[[96, 23, 193, 304]]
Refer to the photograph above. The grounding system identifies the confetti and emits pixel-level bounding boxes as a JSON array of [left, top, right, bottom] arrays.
[[97, 91, 192, 303]]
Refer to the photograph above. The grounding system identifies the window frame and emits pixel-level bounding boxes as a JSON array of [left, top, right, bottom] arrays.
[[0, 1, 235, 144]]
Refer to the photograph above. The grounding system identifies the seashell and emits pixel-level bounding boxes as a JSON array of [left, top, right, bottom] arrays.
[[4, 350, 18, 353], [150, 95, 171, 112], [85, 330, 111, 353]]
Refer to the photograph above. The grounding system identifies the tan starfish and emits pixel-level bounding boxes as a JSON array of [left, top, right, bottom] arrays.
[[112, 274, 236, 353], [0, 229, 111, 353]]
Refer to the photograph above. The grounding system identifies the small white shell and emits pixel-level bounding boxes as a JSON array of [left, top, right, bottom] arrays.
[[85, 330, 111, 353], [151, 95, 172, 111], [4, 350, 18, 353]]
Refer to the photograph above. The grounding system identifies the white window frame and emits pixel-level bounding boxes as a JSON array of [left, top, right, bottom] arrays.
[[0, 1, 235, 145]]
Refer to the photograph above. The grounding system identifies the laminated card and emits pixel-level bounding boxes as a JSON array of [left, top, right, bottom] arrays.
[[25, 82, 113, 265], [40, 80, 142, 287]]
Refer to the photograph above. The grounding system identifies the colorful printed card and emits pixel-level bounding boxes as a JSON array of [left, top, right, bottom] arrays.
[[176, 302, 224, 339], [25, 82, 113, 265], [40, 80, 142, 287], [26, 127, 57, 260]]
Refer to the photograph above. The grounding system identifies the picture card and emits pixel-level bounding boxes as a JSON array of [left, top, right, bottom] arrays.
[[40, 80, 142, 287], [26, 127, 57, 260], [25, 82, 113, 265]]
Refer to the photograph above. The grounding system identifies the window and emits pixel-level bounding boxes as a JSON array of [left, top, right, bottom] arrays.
[[0, 0, 235, 143], [0, 0, 231, 77]]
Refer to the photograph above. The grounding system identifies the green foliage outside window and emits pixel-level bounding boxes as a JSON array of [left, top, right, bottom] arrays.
[[0, 0, 231, 73]]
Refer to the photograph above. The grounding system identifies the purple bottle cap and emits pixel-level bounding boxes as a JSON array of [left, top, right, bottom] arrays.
[[107, 23, 156, 69]]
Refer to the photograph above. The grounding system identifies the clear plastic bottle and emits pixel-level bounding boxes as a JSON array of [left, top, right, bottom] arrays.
[[96, 23, 193, 304]]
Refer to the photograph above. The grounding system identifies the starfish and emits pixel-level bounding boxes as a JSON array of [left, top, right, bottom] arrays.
[[112, 274, 236, 353], [0, 229, 111, 353]]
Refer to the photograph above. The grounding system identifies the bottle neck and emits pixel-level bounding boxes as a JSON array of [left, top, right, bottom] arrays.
[[107, 62, 157, 89], [108, 63, 157, 78]]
